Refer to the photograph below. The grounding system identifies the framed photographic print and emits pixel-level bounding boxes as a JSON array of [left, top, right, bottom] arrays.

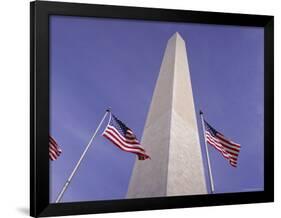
[[30, 1, 274, 217]]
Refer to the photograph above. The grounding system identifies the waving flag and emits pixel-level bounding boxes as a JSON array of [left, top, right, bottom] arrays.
[[49, 136, 62, 161], [102, 114, 150, 160], [204, 121, 240, 167]]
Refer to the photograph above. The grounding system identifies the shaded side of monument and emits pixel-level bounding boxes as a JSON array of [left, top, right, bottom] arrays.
[[127, 32, 207, 198]]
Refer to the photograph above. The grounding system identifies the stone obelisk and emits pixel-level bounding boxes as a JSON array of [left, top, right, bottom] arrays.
[[127, 32, 207, 198]]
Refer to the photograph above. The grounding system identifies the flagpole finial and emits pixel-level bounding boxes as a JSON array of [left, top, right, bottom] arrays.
[[199, 110, 203, 115]]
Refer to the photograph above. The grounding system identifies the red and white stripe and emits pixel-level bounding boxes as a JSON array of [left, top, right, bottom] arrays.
[[49, 136, 62, 161], [205, 131, 240, 167], [102, 125, 150, 160]]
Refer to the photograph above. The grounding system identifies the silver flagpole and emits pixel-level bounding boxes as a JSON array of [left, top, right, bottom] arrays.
[[55, 109, 111, 203], [200, 111, 215, 194]]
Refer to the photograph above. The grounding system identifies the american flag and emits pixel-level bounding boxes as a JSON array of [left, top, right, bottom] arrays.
[[102, 114, 150, 160], [204, 121, 241, 167], [49, 136, 62, 161]]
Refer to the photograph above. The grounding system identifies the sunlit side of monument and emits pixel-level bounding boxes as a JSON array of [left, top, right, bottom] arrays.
[[127, 32, 207, 198]]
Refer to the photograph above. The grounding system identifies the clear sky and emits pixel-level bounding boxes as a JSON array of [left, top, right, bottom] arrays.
[[50, 15, 264, 203]]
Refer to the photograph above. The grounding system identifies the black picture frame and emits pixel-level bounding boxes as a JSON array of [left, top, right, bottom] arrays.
[[30, 1, 274, 217]]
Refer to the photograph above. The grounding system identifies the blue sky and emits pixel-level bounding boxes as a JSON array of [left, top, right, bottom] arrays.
[[50, 15, 264, 202]]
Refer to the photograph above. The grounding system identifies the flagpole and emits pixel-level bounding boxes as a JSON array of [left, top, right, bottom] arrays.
[[200, 111, 215, 194], [55, 109, 111, 203]]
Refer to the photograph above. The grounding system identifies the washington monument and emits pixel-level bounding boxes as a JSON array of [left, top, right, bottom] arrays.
[[127, 32, 207, 198]]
